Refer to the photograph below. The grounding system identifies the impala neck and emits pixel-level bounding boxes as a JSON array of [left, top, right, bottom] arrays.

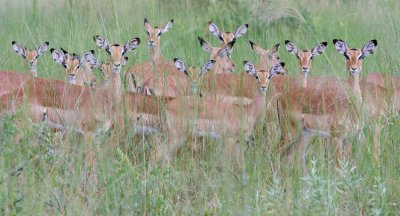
[[28, 66, 38, 77], [247, 89, 267, 125], [348, 73, 362, 102], [149, 46, 163, 65], [299, 69, 308, 88], [109, 64, 123, 104]]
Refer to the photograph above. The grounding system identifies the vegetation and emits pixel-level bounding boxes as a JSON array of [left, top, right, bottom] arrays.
[[0, 0, 399, 214]]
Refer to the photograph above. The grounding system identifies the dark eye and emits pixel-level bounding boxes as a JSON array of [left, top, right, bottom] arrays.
[[255, 75, 259, 80]]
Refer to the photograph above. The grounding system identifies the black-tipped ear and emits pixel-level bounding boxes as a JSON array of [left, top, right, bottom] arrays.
[[50, 48, 55, 53], [144, 18, 148, 24], [249, 40, 255, 49], [90, 50, 95, 54], [321, 42, 328, 46], [60, 47, 68, 54], [284, 40, 291, 45]]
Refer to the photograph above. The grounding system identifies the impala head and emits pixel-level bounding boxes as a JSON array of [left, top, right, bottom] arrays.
[[333, 39, 377, 75], [50, 48, 98, 84], [174, 58, 215, 93], [144, 18, 173, 49], [198, 36, 236, 73], [93, 35, 140, 73], [285, 40, 327, 74], [99, 56, 128, 81], [12, 41, 49, 76], [244, 61, 285, 94], [249, 41, 282, 70], [208, 21, 248, 46]]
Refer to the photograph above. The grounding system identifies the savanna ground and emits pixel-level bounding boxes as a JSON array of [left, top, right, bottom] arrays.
[[0, 0, 399, 214]]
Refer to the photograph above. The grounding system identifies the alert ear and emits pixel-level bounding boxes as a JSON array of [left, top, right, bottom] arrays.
[[174, 58, 187, 75], [198, 36, 214, 54], [160, 19, 174, 35], [144, 18, 153, 33], [244, 60, 256, 76], [12, 41, 26, 58], [285, 40, 298, 55], [249, 40, 266, 56], [122, 56, 128, 66], [124, 37, 140, 54], [50, 48, 65, 66], [81, 50, 99, 68], [208, 21, 223, 42], [37, 42, 49, 57], [360, 39, 377, 59], [217, 40, 235, 58], [93, 35, 109, 50], [333, 39, 348, 54], [311, 42, 327, 57], [200, 60, 215, 75], [269, 62, 286, 78], [234, 24, 248, 39]]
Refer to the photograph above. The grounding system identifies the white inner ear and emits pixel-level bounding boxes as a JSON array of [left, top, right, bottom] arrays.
[[201, 61, 214, 72], [362, 41, 376, 56], [244, 62, 256, 75], [51, 50, 65, 65], [122, 57, 128, 66], [175, 60, 186, 72], [96, 36, 108, 49], [12, 42, 25, 57], [37, 43, 49, 56], [286, 42, 298, 54], [312, 44, 326, 56], [161, 20, 173, 34], [125, 38, 139, 52], [209, 22, 221, 38], [234, 25, 248, 38], [335, 41, 348, 54]]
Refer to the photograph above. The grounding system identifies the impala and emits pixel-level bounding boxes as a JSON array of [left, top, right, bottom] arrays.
[[97, 57, 128, 88], [285, 40, 327, 87], [125, 18, 174, 92], [277, 39, 378, 170], [197, 36, 237, 74], [249, 41, 281, 70], [11, 41, 49, 77], [156, 62, 285, 167], [208, 21, 248, 46], [50, 48, 99, 87], [93, 35, 140, 103]]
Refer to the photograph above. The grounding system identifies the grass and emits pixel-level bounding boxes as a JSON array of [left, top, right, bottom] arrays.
[[0, 0, 400, 214]]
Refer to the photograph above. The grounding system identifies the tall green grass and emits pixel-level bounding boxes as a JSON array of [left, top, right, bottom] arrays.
[[0, 0, 399, 214]]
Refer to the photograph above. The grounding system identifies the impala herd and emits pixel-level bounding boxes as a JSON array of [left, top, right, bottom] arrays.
[[3, 18, 396, 171]]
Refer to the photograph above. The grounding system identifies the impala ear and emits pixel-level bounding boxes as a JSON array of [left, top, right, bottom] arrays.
[[37, 42, 49, 57], [234, 24, 248, 39], [270, 62, 286, 77], [285, 40, 298, 55], [198, 36, 214, 54], [200, 60, 215, 74], [50, 48, 65, 65], [244, 60, 256, 76], [174, 58, 187, 75], [12, 41, 26, 58], [333, 39, 348, 54], [160, 19, 174, 35], [217, 40, 235, 58], [60, 47, 69, 55], [361, 39, 377, 59], [122, 56, 128, 66], [82, 50, 99, 68], [249, 40, 266, 56], [144, 18, 153, 32], [311, 42, 327, 57], [124, 37, 140, 54], [93, 35, 109, 50], [208, 21, 223, 42]]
